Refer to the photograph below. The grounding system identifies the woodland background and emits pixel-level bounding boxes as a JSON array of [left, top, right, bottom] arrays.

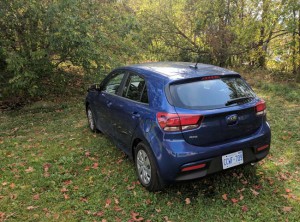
[[0, 0, 299, 105]]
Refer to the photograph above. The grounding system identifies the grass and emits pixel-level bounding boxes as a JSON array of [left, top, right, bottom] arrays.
[[0, 80, 299, 221]]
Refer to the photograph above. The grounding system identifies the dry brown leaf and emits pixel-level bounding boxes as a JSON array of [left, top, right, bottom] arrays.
[[250, 188, 259, 196], [105, 199, 111, 208], [25, 167, 34, 173], [63, 194, 69, 200], [282, 206, 292, 212], [185, 198, 191, 204], [242, 205, 248, 212], [231, 198, 239, 203], [222, 194, 228, 200], [131, 211, 144, 221], [33, 194, 40, 200], [27, 206, 38, 210]]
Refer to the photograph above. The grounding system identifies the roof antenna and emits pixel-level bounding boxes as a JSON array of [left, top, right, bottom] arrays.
[[189, 55, 200, 69]]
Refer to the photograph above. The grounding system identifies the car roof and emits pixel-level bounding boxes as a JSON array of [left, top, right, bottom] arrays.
[[121, 62, 239, 81]]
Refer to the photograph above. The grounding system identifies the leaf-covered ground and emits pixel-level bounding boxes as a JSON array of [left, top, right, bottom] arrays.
[[0, 81, 299, 221]]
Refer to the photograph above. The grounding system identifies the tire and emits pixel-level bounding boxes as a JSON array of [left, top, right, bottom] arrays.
[[86, 106, 97, 132], [134, 142, 164, 191]]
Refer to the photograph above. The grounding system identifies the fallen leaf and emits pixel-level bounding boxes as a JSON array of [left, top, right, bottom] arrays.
[[131, 211, 144, 221], [10, 194, 17, 200], [155, 208, 161, 213], [241, 205, 248, 212], [239, 195, 244, 201], [93, 211, 104, 217], [60, 187, 68, 193], [9, 183, 16, 189], [231, 198, 239, 203], [80, 197, 88, 203], [282, 206, 292, 212], [105, 199, 111, 208], [250, 188, 259, 196], [185, 198, 191, 204], [63, 180, 72, 186], [85, 151, 90, 157], [114, 206, 122, 212], [27, 206, 38, 210], [285, 188, 291, 193], [0, 212, 5, 220], [222, 194, 228, 200], [25, 167, 34, 173], [33, 194, 40, 200], [92, 162, 99, 169], [114, 198, 119, 205], [63, 194, 69, 200]]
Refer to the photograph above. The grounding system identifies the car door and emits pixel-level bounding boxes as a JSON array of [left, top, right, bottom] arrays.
[[93, 70, 126, 136], [111, 72, 150, 152]]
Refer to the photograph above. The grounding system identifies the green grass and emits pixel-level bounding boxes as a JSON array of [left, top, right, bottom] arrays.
[[0, 82, 299, 222]]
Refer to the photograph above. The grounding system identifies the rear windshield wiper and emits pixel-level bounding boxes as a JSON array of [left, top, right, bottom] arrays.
[[225, 96, 254, 106]]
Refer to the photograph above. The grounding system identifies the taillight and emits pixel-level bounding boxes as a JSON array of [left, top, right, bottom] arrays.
[[255, 100, 266, 116], [156, 112, 203, 132], [201, 75, 220, 80]]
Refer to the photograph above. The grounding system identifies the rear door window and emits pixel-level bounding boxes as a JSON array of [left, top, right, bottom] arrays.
[[103, 72, 125, 95], [122, 73, 148, 103], [169, 77, 256, 109]]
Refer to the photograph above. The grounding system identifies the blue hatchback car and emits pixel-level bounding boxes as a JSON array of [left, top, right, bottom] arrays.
[[85, 62, 271, 191]]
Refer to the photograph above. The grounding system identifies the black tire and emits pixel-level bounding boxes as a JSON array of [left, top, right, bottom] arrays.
[[134, 142, 164, 191], [86, 106, 97, 132]]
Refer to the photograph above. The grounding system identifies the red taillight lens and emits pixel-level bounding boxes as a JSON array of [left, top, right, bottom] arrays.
[[181, 163, 206, 172], [156, 112, 203, 132], [201, 75, 220, 80], [256, 144, 269, 152], [255, 100, 266, 116]]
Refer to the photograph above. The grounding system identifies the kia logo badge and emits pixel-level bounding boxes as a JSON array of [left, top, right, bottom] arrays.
[[226, 114, 238, 125]]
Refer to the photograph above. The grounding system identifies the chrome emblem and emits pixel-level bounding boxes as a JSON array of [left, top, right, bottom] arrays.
[[226, 114, 238, 125]]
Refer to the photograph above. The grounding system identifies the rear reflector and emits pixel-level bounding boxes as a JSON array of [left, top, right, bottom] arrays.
[[156, 112, 203, 132], [181, 163, 206, 172], [255, 100, 266, 116], [201, 75, 220, 80], [257, 144, 269, 152]]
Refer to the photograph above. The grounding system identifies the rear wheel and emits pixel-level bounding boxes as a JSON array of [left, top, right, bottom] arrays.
[[86, 106, 97, 132], [134, 142, 164, 191]]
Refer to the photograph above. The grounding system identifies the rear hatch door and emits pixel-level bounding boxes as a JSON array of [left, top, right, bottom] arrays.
[[168, 75, 263, 146]]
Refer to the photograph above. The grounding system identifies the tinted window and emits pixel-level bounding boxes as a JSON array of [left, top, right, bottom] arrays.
[[170, 77, 256, 109], [103, 72, 125, 94], [122, 74, 148, 103]]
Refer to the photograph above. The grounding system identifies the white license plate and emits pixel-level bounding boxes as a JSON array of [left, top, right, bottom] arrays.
[[222, 151, 244, 169]]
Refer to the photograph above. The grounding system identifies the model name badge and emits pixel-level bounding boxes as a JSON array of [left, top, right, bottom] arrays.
[[189, 136, 198, 139]]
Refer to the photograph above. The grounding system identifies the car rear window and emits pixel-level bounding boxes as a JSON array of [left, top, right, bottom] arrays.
[[169, 77, 256, 110]]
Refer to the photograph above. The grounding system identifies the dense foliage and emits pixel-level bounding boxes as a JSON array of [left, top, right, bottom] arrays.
[[0, 0, 299, 101]]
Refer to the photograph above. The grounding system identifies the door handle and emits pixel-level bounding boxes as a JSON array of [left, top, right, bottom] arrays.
[[132, 112, 140, 119], [106, 101, 112, 107]]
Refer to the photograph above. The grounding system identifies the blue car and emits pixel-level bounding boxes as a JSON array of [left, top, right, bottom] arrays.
[[85, 62, 271, 191]]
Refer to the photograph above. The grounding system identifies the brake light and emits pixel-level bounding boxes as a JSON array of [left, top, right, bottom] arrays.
[[255, 100, 266, 116], [201, 75, 220, 80], [156, 112, 203, 132], [256, 144, 269, 152], [181, 163, 206, 172]]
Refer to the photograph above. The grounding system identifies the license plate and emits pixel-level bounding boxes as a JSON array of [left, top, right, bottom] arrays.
[[222, 151, 244, 169]]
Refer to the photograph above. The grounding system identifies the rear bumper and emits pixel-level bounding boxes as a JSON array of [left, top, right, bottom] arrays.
[[151, 121, 271, 183]]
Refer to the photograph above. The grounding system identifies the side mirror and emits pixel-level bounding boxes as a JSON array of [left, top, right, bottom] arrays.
[[88, 83, 101, 92]]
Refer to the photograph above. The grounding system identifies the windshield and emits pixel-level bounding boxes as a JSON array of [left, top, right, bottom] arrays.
[[169, 77, 256, 110]]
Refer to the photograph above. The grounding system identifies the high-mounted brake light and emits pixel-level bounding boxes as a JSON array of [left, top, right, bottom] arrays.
[[156, 112, 203, 132], [255, 100, 266, 116], [201, 75, 220, 80]]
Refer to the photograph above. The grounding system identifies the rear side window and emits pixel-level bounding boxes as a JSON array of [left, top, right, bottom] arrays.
[[122, 74, 148, 103], [170, 77, 256, 109]]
